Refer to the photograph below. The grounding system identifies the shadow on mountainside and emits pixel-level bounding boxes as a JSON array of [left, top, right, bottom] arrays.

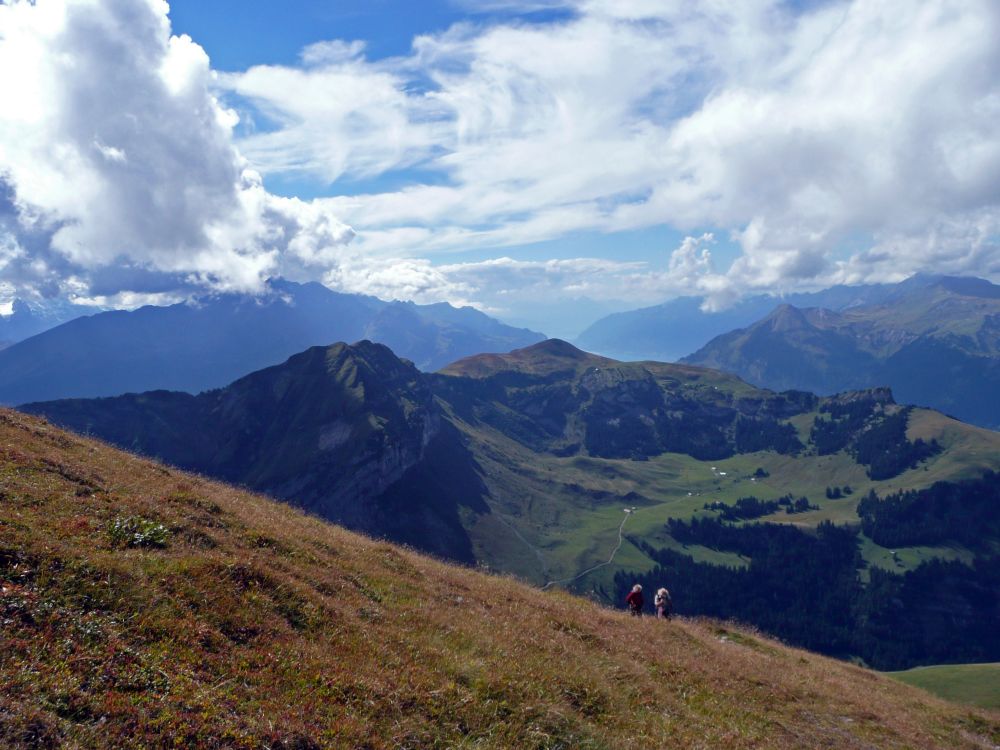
[[375, 421, 491, 563]]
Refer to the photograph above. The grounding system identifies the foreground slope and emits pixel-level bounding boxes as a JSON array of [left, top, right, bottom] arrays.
[[1, 409, 997, 749]]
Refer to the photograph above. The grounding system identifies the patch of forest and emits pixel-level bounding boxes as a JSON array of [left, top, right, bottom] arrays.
[[811, 398, 877, 455], [733, 416, 803, 454], [702, 495, 817, 521], [619, 505, 1000, 669], [852, 408, 941, 479], [857, 471, 1000, 548], [810, 402, 940, 479]]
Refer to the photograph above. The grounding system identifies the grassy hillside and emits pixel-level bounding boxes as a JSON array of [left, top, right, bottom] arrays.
[[449, 401, 1000, 592], [2, 408, 998, 749], [891, 664, 1000, 710], [21, 339, 1000, 667]]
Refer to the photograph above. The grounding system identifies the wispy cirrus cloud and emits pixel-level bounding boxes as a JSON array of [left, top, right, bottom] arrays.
[[223, 0, 1000, 308]]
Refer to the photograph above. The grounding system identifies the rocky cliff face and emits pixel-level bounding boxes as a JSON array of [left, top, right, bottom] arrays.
[[433, 340, 814, 461]]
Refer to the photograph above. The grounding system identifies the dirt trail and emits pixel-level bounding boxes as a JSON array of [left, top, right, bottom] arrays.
[[542, 510, 633, 591]]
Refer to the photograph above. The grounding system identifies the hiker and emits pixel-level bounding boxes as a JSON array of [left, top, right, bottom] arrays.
[[654, 587, 672, 620], [625, 584, 644, 617]]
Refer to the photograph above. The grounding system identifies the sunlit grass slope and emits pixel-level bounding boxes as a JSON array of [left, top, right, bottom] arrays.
[[451, 399, 1000, 592], [891, 663, 1000, 711], [1, 408, 998, 749]]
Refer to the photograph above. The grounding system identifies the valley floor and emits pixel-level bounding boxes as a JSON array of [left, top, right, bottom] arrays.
[[462, 406, 1000, 597], [890, 663, 1000, 711]]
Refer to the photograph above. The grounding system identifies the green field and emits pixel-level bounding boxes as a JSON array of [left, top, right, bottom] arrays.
[[459, 406, 1000, 596], [890, 663, 1000, 710]]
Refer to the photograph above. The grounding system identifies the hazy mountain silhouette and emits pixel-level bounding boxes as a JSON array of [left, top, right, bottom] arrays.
[[684, 276, 1000, 429], [575, 276, 946, 362], [0, 298, 82, 349], [0, 279, 543, 404]]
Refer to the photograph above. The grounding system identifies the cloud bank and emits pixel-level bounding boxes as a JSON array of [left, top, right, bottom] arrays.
[[1, 0, 999, 315]]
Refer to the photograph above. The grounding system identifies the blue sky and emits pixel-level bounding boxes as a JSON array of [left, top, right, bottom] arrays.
[[169, 1, 575, 71], [0, 0, 998, 337], [169, 0, 749, 335]]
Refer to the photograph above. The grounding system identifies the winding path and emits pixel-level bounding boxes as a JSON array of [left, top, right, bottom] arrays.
[[542, 510, 634, 591]]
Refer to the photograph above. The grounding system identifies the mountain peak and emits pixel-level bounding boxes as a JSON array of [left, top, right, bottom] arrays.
[[516, 338, 588, 358], [762, 304, 812, 332], [271, 339, 421, 388], [439, 338, 615, 378]]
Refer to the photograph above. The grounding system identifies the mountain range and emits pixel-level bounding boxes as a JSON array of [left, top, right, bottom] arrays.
[[683, 275, 1000, 430], [4, 406, 993, 747], [0, 279, 543, 404], [574, 279, 912, 362], [24, 337, 1000, 669]]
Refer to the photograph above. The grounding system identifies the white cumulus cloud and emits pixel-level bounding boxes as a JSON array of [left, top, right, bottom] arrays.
[[0, 0, 353, 303], [3, 0, 1000, 316]]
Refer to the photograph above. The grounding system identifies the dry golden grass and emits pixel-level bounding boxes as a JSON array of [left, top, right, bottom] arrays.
[[1, 407, 998, 749]]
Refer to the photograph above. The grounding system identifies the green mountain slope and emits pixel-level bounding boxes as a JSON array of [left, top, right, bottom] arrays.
[[1, 409, 997, 748], [22, 339, 1000, 668]]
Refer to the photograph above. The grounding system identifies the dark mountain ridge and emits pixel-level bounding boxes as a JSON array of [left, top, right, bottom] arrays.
[[24, 339, 816, 555], [434, 339, 816, 461], [21, 341, 484, 561]]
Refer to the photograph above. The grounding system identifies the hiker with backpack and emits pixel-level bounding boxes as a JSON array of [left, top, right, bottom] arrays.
[[625, 584, 644, 617], [654, 587, 672, 620]]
